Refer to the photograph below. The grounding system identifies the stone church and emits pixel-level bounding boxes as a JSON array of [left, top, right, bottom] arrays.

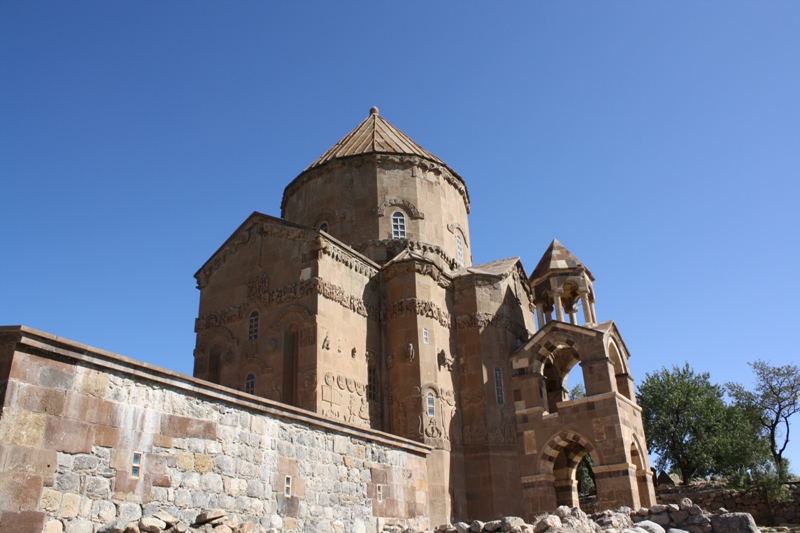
[[191, 107, 657, 523]]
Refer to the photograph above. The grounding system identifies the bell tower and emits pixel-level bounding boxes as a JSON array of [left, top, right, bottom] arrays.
[[529, 239, 597, 328]]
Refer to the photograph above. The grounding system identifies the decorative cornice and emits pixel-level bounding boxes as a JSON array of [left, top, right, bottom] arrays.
[[357, 239, 459, 271], [317, 237, 379, 278], [281, 154, 470, 216], [375, 198, 424, 219], [387, 298, 453, 329], [382, 259, 451, 289], [455, 311, 531, 341], [195, 277, 381, 332]]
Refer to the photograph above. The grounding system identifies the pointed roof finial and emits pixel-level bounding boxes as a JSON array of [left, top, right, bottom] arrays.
[[369, 106, 379, 116]]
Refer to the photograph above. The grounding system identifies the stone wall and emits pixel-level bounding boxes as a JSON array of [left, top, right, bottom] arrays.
[[0, 326, 430, 533], [657, 481, 800, 526]]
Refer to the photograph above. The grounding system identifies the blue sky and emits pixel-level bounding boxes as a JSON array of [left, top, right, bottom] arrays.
[[2, 2, 799, 470]]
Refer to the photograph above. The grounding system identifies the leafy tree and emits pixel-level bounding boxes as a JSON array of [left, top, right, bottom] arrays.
[[576, 454, 596, 496], [569, 383, 585, 400], [727, 360, 800, 476], [637, 363, 757, 484]]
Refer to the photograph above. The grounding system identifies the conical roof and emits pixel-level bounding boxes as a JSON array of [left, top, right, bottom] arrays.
[[304, 107, 448, 171], [530, 239, 592, 280]]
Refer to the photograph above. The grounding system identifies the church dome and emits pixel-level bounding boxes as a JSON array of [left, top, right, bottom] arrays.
[[281, 108, 472, 268]]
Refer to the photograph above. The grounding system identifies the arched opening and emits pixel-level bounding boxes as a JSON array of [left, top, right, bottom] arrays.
[[608, 340, 632, 400], [282, 325, 298, 405], [552, 441, 596, 511], [455, 234, 464, 266], [542, 344, 582, 412], [631, 439, 651, 507], [245, 373, 255, 395]]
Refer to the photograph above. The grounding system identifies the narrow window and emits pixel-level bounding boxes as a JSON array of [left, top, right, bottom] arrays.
[[422, 328, 429, 344], [377, 484, 383, 503], [426, 392, 435, 417], [367, 365, 378, 402], [319, 222, 328, 233], [391, 211, 406, 239], [248, 311, 259, 341], [245, 373, 255, 395], [494, 367, 505, 404], [456, 234, 464, 266], [131, 452, 142, 478], [284, 475, 292, 497]]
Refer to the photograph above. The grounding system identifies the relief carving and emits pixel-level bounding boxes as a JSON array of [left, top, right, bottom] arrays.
[[299, 325, 316, 347], [437, 349, 455, 371], [406, 343, 415, 363], [321, 333, 330, 350], [354, 238, 460, 271], [195, 277, 382, 333], [196, 230, 250, 289], [455, 311, 530, 341], [387, 298, 453, 329], [247, 273, 269, 301]]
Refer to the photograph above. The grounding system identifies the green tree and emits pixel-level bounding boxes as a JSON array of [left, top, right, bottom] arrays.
[[637, 363, 758, 484], [727, 360, 799, 476]]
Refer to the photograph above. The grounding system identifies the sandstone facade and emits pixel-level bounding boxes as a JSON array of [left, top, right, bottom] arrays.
[[190, 108, 656, 525]]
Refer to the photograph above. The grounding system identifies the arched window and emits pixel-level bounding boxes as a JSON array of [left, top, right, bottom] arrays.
[[391, 211, 406, 239], [494, 367, 504, 404], [248, 311, 259, 340], [319, 222, 328, 233], [456, 234, 464, 266], [245, 373, 255, 395], [426, 392, 435, 416]]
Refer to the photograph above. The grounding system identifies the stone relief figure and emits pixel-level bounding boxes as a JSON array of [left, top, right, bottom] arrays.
[[358, 396, 370, 420], [437, 349, 455, 371], [351, 347, 357, 359], [321, 332, 330, 350], [406, 343, 415, 363], [387, 353, 395, 369]]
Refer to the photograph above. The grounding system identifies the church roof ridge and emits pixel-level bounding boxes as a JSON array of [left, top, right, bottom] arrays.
[[303, 107, 447, 171]]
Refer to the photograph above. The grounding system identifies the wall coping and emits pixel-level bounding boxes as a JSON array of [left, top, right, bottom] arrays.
[[0, 325, 431, 457]]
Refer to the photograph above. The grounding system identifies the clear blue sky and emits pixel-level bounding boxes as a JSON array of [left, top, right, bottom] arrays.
[[2, 2, 798, 470]]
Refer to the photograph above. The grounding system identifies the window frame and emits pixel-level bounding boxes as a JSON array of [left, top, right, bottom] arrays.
[[245, 373, 255, 395], [494, 367, 505, 404], [391, 211, 406, 239], [248, 311, 259, 341], [426, 392, 435, 417]]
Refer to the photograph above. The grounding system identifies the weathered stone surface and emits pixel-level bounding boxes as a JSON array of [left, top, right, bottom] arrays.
[[454, 523, 470, 533], [44, 519, 65, 533], [636, 521, 666, 533], [503, 517, 527, 532], [470, 521, 485, 532], [650, 514, 671, 526], [670, 511, 689, 525], [679, 499, 693, 511], [98, 518, 132, 533], [0, 510, 46, 533], [196, 510, 227, 525], [709, 513, 758, 533], [139, 516, 166, 533], [152, 510, 177, 526], [533, 515, 561, 533], [650, 505, 668, 514], [485, 521, 502, 532]]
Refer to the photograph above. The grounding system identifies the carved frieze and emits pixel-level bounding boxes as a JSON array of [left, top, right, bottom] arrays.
[[196, 230, 250, 289], [355, 238, 460, 271], [299, 325, 316, 347], [387, 298, 453, 329], [195, 277, 382, 332], [317, 237, 379, 278], [437, 350, 455, 371], [383, 260, 451, 288], [455, 311, 530, 341]]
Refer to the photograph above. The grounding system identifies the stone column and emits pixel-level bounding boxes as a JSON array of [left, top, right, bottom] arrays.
[[553, 292, 565, 322], [580, 293, 593, 324], [568, 307, 578, 325], [535, 304, 545, 330]]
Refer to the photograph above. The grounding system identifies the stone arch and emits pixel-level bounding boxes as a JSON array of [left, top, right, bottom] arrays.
[[196, 326, 237, 383], [607, 336, 633, 400], [538, 429, 602, 477], [529, 331, 589, 375], [446, 222, 469, 247], [375, 198, 424, 219], [274, 304, 314, 326], [630, 434, 654, 507]]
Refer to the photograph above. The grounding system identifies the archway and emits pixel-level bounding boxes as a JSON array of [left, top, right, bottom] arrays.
[[608, 339, 632, 400], [539, 431, 602, 510], [631, 438, 652, 507]]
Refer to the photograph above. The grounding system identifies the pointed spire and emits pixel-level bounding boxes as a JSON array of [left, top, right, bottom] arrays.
[[530, 239, 592, 281], [303, 107, 447, 171]]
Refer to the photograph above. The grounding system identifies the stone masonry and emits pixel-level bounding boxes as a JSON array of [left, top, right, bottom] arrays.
[[0, 326, 429, 533]]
